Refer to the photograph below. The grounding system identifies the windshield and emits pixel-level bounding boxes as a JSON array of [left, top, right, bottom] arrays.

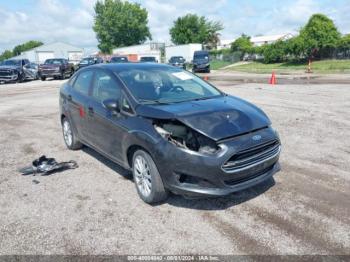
[[140, 57, 156, 62], [194, 53, 209, 61], [80, 58, 94, 64], [117, 67, 222, 104], [3, 60, 21, 66], [111, 57, 128, 63], [44, 59, 63, 65], [170, 57, 184, 63]]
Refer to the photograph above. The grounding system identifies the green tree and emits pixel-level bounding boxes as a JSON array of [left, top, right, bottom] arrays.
[[338, 34, 350, 49], [169, 14, 223, 48], [262, 40, 288, 63], [12, 40, 43, 56], [93, 0, 152, 54], [230, 34, 253, 60], [299, 13, 341, 58], [0, 50, 14, 61]]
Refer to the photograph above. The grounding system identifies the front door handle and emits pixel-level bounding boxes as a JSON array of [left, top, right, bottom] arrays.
[[67, 95, 72, 101]]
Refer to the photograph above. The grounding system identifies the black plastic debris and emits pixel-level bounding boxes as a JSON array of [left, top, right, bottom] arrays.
[[32, 179, 40, 184], [19, 155, 78, 176]]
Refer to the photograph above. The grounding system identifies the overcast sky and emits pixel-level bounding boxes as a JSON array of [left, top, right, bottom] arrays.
[[0, 0, 349, 53]]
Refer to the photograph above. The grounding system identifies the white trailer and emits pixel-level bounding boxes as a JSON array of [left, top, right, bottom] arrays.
[[165, 44, 202, 63]]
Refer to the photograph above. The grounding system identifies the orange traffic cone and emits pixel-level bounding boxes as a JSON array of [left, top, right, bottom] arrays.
[[269, 71, 276, 85]]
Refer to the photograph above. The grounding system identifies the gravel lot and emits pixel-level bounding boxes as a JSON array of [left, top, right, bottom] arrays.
[[0, 79, 349, 255]]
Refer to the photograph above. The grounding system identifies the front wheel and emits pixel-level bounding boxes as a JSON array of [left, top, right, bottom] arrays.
[[132, 150, 168, 204], [62, 117, 82, 150], [17, 73, 24, 83]]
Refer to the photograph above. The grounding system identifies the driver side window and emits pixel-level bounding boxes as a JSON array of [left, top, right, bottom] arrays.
[[92, 70, 121, 102]]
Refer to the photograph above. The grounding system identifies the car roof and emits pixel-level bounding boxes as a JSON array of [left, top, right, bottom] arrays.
[[86, 63, 176, 73], [194, 50, 209, 54]]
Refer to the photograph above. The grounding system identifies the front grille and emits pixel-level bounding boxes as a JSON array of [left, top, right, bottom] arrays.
[[222, 139, 280, 172], [0, 70, 13, 77], [225, 165, 274, 186]]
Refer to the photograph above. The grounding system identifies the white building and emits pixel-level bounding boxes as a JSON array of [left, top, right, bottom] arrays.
[[250, 33, 294, 46], [165, 44, 202, 63], [11, 42, 84, 64], [217, 39, 235, 50], [112, 42, 164, 62]]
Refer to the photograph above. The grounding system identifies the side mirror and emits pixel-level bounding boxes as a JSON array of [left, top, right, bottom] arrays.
[[103, 99, 120, 113]]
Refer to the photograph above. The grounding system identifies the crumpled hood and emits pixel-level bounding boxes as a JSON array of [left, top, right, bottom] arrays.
[[136, 95, 271, 141]]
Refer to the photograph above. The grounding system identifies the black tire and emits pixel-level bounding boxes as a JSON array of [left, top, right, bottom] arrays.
[[41, 76, 46, 81], [132, 150, 168, 204], [61, 117, 82, 150], [60, 71, 65, 80], [17, 73, 24, 83]]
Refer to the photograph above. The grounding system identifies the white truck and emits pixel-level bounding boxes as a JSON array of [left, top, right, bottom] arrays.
[[165, 44, 202, 64]]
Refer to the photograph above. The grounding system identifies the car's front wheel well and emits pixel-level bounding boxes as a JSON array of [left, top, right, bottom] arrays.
[[127, 145, 148, 168], [60, 114, 66, 124]]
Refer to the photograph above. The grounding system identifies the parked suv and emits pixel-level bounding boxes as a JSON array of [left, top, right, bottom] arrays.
[[168, 56, 186, 69], [192, 50, 210, 73], [38, 58, 74, 80], [0, 59, 38, 83], [77, 57, 104, 70], [140, 56, 158, 63], [110, 56, 129, 63], [60, 63, 281, 204]]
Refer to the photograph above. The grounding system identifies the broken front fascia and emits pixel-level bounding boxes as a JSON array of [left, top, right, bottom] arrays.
[[153, 119, 225, 155]]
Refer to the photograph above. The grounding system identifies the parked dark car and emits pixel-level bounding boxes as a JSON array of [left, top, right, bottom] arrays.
[[110, 56, 129, 63], [140, 56, 158, 63], [0, 59, 38, 83], [59, 63, 281, 204], [38, 58, 74, 80], [168, 56, 186, 69], [192, 50, 210, 73], [77, 57, 103, 70]]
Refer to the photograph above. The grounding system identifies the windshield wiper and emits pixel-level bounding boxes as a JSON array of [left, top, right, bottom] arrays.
[[138, 99, 170, 105]]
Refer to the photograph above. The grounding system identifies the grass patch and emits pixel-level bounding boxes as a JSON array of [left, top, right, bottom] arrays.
[[210, 60, 232, 70], [228, 60, 350, 74]]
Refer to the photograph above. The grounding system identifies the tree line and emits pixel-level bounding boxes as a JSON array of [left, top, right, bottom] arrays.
[[93, 0, 223, 53], [219, 14, 350, 63], [0, 41, 43, 61], [2, 1, 349, 64]]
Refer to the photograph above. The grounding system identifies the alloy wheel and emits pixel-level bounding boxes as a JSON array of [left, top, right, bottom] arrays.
[[63, 120, 73, 146], [134, 155, 152, 197]]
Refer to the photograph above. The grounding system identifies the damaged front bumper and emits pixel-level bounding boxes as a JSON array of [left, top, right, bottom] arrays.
[[153, 126, 281, 197], [0, 71, 18, 82]]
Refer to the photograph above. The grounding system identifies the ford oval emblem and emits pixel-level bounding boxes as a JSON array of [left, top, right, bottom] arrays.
[[252, 135, 262, 141]]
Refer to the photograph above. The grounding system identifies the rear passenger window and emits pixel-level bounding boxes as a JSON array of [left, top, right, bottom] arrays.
[[92, 71, 121, 102], [73, 70, 93, 95]]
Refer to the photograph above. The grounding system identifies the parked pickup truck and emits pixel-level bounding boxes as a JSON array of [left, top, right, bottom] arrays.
[[0, 59, 38, 83], [38, 58, 74, 80]]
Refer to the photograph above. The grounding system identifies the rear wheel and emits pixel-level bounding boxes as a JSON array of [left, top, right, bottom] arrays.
[[61, 117, 82, 150], [132, 150, 168, 204], [41, 76, 46, 81]]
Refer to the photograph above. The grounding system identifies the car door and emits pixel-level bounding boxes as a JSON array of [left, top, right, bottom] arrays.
[[67, 70, 94, 142], [85, 69, 126, 162]]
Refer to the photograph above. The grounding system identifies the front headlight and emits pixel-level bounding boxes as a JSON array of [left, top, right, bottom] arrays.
[[154, 121, 221, 155]]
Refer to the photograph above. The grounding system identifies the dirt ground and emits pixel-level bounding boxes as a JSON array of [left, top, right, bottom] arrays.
[[0, 78, 349, 255]]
